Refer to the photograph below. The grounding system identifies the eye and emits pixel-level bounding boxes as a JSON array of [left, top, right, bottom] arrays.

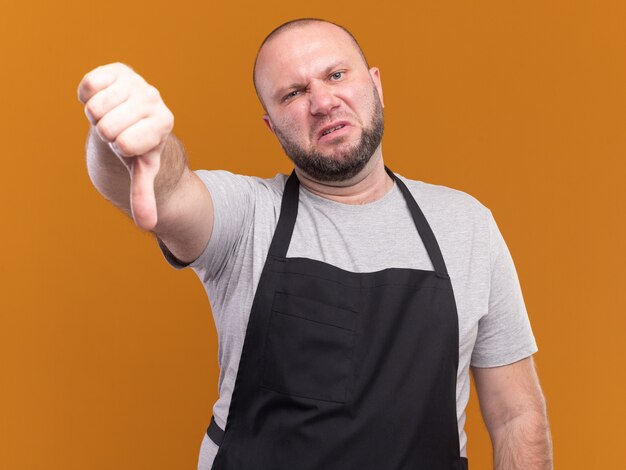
[[330, 71, 345, 81], [283, 89, 301, 102]]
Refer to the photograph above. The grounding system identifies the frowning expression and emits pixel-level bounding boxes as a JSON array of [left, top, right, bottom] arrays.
[[254, 21, 385, 181]]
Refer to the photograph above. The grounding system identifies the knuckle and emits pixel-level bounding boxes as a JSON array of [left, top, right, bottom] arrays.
[[115, 135, 136, 156], [105, 86, 121, 107], [80, 75, 97, 96], [113, 61, 130, 73], [146, 85, 161, 102], [156, 105, 170, 120], [80, 66, 114, 100], [96, 120, 115, 141], [112, 63, 137, 85], [162, 109, 175, 131], [85, 101, 101, 121]]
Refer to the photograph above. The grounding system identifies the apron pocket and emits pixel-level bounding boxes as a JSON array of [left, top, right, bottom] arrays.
[[260, 292, 357, 403]]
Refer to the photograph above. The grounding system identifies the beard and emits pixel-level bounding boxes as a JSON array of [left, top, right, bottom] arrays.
[[272, 86, 384, 182]]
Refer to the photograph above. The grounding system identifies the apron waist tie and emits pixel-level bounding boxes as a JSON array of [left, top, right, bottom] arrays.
[[207, 416, 225, 446]]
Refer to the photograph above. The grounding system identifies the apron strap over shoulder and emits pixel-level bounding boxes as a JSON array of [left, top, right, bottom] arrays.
[[386, 167, 450, 279], [267, 170, 300, 259]]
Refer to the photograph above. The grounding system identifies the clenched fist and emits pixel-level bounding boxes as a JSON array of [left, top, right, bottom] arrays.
[[77, 62, 174, 230]]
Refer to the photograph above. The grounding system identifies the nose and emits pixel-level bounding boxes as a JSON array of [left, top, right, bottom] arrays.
[[308, 81, 340, 116]]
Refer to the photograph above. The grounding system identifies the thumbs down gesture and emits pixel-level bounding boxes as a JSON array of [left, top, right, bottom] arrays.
[[78, 62, 174, 231]]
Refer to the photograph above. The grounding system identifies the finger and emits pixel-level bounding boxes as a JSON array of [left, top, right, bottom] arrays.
[[84, 78, 131, 126], [129, 150, 161, 230], [110, 116, 168, 158], [77, 63, 119, 104], [94, 96, 147, 143]]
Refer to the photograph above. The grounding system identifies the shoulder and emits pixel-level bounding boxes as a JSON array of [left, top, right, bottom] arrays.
[[396, 174, 491, 222], [192, 169, 288, 201]]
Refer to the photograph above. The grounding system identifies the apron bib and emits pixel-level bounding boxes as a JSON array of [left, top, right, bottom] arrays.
[[208, 168, 468, 470]]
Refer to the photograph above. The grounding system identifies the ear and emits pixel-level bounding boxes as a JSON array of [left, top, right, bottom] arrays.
[[369, 67, 384, 107], [262, 114, 276, 134]]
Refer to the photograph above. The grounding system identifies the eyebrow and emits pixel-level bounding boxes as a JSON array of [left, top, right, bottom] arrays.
[[272, 61, 350, 101]]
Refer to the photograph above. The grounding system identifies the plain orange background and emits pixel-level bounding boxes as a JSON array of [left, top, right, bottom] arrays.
[[1, 1, 625, 468]]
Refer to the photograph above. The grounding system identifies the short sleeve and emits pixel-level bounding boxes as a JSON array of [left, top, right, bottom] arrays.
[[156, 169, 256, 280], [470, 211, 538, 367]]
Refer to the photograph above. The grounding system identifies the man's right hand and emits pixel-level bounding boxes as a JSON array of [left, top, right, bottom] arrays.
[[77, 62, 174, 231]]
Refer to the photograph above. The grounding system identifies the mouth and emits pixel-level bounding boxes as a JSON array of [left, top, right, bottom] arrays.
[[318, 121, 351, 140]]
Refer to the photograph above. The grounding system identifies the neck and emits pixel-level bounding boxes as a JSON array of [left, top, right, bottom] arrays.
[[294, 150, 394, 205]]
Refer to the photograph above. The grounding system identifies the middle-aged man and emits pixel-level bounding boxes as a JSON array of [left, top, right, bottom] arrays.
[[78, 18, 552, 470]]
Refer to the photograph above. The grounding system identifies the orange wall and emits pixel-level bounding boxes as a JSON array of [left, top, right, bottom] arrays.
[[1, 1, 624, 468]]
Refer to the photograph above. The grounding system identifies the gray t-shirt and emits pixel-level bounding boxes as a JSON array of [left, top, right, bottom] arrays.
[[158, 169, 538, 469]]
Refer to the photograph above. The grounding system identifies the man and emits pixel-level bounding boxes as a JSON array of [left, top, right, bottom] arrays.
[[78, 18, 552, 470]]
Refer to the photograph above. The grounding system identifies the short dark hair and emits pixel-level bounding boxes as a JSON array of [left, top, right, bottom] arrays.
[[253, 18, 370, 110]]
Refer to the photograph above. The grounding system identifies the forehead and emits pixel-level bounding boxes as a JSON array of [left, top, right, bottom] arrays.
[[255, 22, 366, 101]]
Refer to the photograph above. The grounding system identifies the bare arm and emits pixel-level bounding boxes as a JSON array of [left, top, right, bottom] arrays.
[[472, 357, 553, 470], [79, 63, 213, 263]]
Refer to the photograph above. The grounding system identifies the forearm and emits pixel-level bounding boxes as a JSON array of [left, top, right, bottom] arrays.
[[491, 409, 553, 470], [85, 126, 187, 218]]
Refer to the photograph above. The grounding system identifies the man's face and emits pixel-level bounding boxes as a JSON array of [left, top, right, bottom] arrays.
[[255, 22, 385, 182]]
